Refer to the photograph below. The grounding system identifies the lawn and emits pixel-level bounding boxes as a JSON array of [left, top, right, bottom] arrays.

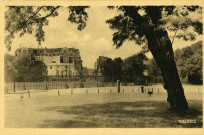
[[4, 86, 203, 128]]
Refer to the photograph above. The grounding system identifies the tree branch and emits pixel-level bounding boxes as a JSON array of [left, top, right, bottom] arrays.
[[171, 28, 178, 45], [10, 6, 44, 35], [35, 6, 60, 21], [171, 8, 181, 45], [9, 6, 60, 36], [123, 6, 144, 27]]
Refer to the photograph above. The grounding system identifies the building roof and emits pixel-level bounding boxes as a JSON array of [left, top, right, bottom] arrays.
[[15, 47, 81, 57]]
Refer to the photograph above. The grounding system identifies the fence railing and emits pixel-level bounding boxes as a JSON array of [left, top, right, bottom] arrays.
[[4, 81, 139, 92]]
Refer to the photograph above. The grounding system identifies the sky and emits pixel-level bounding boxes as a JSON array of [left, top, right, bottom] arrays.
[[6, 7, 202, 69]]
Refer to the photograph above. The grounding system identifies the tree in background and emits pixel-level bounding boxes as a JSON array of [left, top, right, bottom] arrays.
[[4, 60, 18, 82], [5, 6, 203, 110], [100, 58, 113, 82], [4, 53, 17, 82], [30, 60, 48, 81], [175, 41, 202, 84], [148, 58, 163, 83], [4, 53, 15, 62], [13, 56, 31, 81], [112, 57, 123, 81], [98, 54, 147, 84], [12, 56, 47, 81], [122, 53, 148, 84], [148, 40, 203, 84]]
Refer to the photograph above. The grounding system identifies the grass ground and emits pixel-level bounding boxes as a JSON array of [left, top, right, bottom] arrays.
[[4, 85, 203, 128]]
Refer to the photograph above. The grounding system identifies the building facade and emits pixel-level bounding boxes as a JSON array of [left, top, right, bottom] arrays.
[[15, 47, 82, 77]]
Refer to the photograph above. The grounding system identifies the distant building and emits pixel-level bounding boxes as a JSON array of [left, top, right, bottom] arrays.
[[15, 47, 82, 77], [82, 67, 89, 76], [94, 56, 108, 75]]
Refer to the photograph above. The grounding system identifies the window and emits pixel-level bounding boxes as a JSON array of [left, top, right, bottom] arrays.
[[63, 57, 69, 63], [57, 66, 59, 68], [69, 58, 72, 63], [56, 70, 59, 76], [60, 56, 63, 63], [60, 56, 69, 63], [31, 56, 35, 60], [50, 66, 52, 69]]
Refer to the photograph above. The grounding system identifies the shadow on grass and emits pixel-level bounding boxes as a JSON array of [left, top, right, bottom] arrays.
[[39, 100, 202, 128]]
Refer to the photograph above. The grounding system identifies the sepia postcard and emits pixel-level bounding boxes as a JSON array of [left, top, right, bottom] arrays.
[[0, 0, 204, 135]]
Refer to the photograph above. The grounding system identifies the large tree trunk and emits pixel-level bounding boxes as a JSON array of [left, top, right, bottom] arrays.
[[145, 28, 189, 110]]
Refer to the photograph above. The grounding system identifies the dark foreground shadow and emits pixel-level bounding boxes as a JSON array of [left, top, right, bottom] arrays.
[[39, 100, 202, 128]]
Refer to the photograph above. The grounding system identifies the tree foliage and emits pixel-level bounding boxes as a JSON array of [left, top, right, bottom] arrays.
[[68, 6, 89, 30], [100, 57, 123, 82], [148, 40, 203, 84], [5, 55, 48, 82], [5, 6, 60, 50], [174, 41, 202, 84], [100, 53, 148, 84], [5, 6, 202, 51], [122, 53, 148, 83], [112, 57, 123, 81], [4, 53, 15, 62], [4, 59, 18, 82], [148, 58, 163, 83], [106, 6, 202, 48], [5, 6, 90, 51]]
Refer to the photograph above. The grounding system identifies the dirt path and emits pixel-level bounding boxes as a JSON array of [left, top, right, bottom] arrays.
[[4, 91, 202, 128]]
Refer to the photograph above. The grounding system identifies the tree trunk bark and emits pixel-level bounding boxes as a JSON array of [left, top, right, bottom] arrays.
[[145, 28, 189, 110]]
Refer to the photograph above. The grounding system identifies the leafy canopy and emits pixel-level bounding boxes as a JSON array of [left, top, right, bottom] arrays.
[[106, 6, 202, 48], [8, 56, 48, 81], [5, 6, 202, 51], [174, 41, 202, 84], [148, 40, 203, 84], [5, 6, 89, 51], [122, 52, 148, 82], [100, 57, 123, 82]]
